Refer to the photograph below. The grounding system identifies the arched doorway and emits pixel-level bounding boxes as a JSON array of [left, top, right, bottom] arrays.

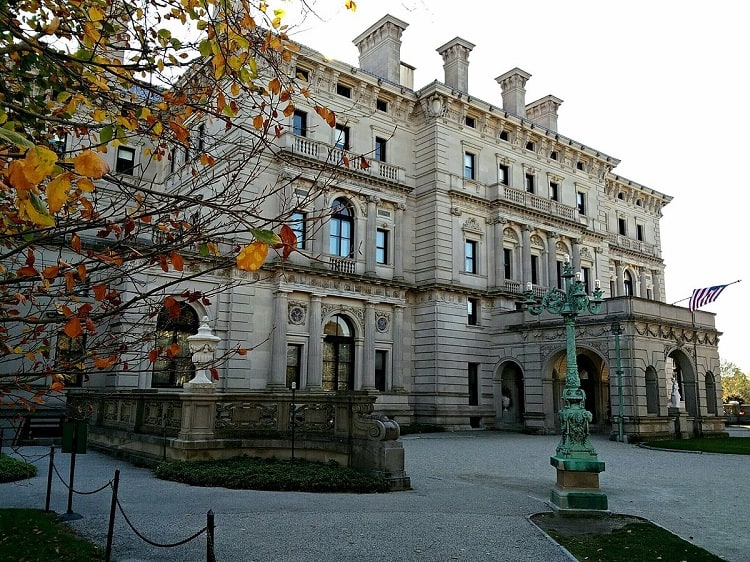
[[152, 301, 199, 388], [550, 349, 608, 427], [668, 350, 697, 416], [323, 314, 355, 391], [495, 362, 525, 424]]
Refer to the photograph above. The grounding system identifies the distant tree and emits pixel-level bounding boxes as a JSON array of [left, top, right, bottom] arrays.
[[0, 0, 357, 410], [721, 361, 750, 404]]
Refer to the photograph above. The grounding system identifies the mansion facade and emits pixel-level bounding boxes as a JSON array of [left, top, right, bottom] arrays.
[[58, 15, 724, 439]]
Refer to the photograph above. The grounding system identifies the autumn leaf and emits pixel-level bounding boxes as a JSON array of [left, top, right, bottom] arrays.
[[236, 241, 269, 271], [71, 233, 82, 252], [94, 285, 106, 300], [171, 251, 184, 271], [50, 380, 65, 392], [237, 348, 248, 355], [20, 193, 55, 227], [314, 106, 336, 127], [24, 146, 58, 184], [275, 224, 297, 261], [94, 355, 116, 369], [164, 296, 181, 318], [169, 120, 190, 143], [148, 349, 159, 363], [77, 178, 96, 192], [210, 367, 219, 380], [41, 266, 59, 279], [8, 160, 35, 192], [252, 114, 264, 130], [360, 156, 370, 169], [64, 317, 83, 338], [74, 150, 110, 178], [345, 0, 357, 11], [46, 173, 72, 213]]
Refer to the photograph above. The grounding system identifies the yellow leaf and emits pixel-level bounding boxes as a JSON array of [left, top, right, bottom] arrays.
[[8, 160, 35, 192], [19, 194, 55, 227], [236, 241, 268, 271], [24, 145, 58, 184], [88, 6, 104, 20], [74, 150, 110, 179], [46, 173, 72, 213], [252, 114, 264, 130], [77, 177, 95, 192], [345, 0, 357, 11], [92, 109, 106, 123]]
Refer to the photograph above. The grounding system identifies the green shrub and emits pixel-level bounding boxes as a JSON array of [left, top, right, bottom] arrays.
[[399, 423, 446, 435], [0, 454, 37, 483], [154, 456, 391, 493]]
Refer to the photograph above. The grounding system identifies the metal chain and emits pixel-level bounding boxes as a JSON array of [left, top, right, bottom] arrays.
[[115, 496, 207, 548], [51, 462, 113, 495]]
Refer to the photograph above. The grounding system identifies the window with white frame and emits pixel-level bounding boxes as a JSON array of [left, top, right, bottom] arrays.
[[375, 137, 387, 162], [465, 240, 478, 274], [115, 146, 136, 175], [334, 125, 350, 150], [577, 191, 586, 215], [524, 173, 535, 193], [467, 297, 479, 325], [464, 152, 476, 180], [291, 211, 306, 249], [293, 110, 307, 137], [329, 198, 353, 257], [376, 228, 389, 264], [498, 164, 510, 185]]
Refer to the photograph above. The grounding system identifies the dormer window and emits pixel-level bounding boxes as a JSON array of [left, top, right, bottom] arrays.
[[526, 141, 535, 151], [336, 83, 352, 98], [465, 116, 476, 128], [295, 67, 309, 81], [576, 161, 585, 171], [376, 98, 388, 112], [550, 150, 558, 160], [499, 130, 509, 141]]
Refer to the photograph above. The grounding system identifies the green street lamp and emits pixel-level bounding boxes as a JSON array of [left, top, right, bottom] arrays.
[[523, 255, 608, 512], [611, 322, 625, 443]]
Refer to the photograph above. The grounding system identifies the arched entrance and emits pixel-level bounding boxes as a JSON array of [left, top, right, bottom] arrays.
[[152, 301, 199, 388], [495, 362, 525, 425], [668, 350, 697, 416], [550, 348, 608, 428], [323, 314, 355, 391]]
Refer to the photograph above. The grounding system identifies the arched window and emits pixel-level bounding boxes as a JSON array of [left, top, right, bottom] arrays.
[[645, 366, 659, 414], [705, 372, 718, 415], [623, 270, 633, 296], [329, 198, 354, 257], [322, 314, 355, 391], [152, 302, 199, 387]]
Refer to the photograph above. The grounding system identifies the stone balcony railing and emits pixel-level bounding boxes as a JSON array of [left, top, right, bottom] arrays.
[[607, 233, 657, 256], [67, 390, 409, 489]]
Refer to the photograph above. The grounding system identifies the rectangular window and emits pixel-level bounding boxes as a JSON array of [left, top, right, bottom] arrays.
[[295, 67, 309, 81], [618, 217, 627, 236], [526, 141, 535, 151], [169, 146, 176, 174], [375, 350, 387, 391], [468, 363, 479, 406], [336, 83, 351, 98], [376, 229, 389, 264], [286, 344, 302, 389], [334, 125, 350, 150], [550, 181, 559, 201], [376, 98, 388, 112], [576, 161, 585, 171], [293, 110, 307, 137], [464, 152, 476, 180], [291, 211, 306, 249], [375, 137, 387, 162], [465, 240, 478, 274], [465, 116, 476, 128], [636, 224, 644, 242], [197, 124, 205, 155], [577, 191, 586, 215], [582, 267, 591, 294], [55, 332, 86, 387], [556, 260, 564, 289], [531, 255, 539, 285], [49, 134, 66, 158], [525, 173, 535, 193], [467, 298, 479, 326], [498, 164, 509, 185], [503, 248, 512, 280], [550, 150, 558, 160], [499, 130, 510, 141], [115, 146, 135, 175]]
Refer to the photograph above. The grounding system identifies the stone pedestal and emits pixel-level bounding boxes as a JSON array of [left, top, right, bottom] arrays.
[[550, 456, 608, 513], [177, 391, 217, 441], [669, 406, 690, 439]]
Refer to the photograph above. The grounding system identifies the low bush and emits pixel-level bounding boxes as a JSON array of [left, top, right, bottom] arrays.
[[0, 454, 37, 483], [154, 457, 392, 493]]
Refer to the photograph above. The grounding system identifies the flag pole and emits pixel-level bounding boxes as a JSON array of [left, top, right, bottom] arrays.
[[670, 279, 742, 307]]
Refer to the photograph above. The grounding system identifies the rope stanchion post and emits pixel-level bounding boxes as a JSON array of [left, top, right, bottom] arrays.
[[45, 446, 55, 513], [206, 510, 215, 562], [105, 469, 120, 562]]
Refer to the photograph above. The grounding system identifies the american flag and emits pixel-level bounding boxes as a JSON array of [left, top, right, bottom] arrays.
[[688, 284, 728, 311]]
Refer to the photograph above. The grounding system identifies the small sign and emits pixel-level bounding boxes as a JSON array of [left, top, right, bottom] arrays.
[[61, 421, 88, 454]]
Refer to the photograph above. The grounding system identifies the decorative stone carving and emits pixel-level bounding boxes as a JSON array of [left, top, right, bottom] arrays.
[[375, 311, 390, 333], [215, 402, 278, 429], [462, 217, 482, 232], [288, 302, 307, 325]]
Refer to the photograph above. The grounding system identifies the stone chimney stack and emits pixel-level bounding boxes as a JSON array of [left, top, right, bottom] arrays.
[[495, 67, 532, 117], [526, 95, 564, 131], [436, 37, 475, 93], [353, 15, 409, 84]]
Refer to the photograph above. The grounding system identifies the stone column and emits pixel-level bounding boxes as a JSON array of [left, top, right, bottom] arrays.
[[269, 289, 289, 389], [491, 215, 506, 287], [362, 301, 377, 390], [392, 304, 405, 391], [365, 196, 379, 275], [355, 336, 364, 390], [522, 225, 532, 285], [394, 204, 405, 279], [306, 294, 323, 390], [651, 269, 662, 301], [547, 232, 559, 288], [571, 239, 581, 275], [615, 261, 624, 297]]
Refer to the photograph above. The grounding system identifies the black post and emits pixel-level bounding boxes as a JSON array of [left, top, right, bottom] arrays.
[[290, 383, 296, 463], [0, 427, 4, 455], [105, 469, 120, 562], [45, 446, 55, 512], [66, 425, 77, 515], [206, 509, 215, 562]]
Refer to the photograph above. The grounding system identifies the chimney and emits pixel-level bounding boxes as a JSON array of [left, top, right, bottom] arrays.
[[436, 37, 475, 93], [495, 67, 532, 117], [525, 95, 564, 131], [353, 15, 409, 84]]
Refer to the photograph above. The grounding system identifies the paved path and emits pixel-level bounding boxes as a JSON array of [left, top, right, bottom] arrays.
[[2, 430, 747, 561]]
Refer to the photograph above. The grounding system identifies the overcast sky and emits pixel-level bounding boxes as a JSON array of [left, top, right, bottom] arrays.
[[287, 0, 749, 372]]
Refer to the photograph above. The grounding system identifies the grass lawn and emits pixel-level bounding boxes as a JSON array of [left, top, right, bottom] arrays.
[[154, 456, 395, 492], [533, 513, 725, 562], [0, 454, 37, 483], [645, 436, 750, 455], [0, 508, 104, 562]]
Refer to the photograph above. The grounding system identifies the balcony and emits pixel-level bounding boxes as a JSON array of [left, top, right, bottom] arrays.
[[329, 257, 356, 274], [607, 234, 657, 256], [282, 133, 406, 184], [492, 184, 577, 221]]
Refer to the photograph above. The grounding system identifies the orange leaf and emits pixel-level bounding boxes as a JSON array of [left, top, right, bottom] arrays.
[[314, 106, 336, 127], [74, 150, 110, 179], [94, 284, 106, 300], [237, 348, 248, 356], [8, 160, 36, 192], [236, 241, 268, 271], [24, 146, 58, 184], [94, 355, 116, 369], [148, 349, 159, 362], [50, 381, 65, 392], [252, 114, 264, 130], [17, 266, 38, 277], [41, 266, 59, 279], [64, 317, 83, 338], [171, 251, 184, 271], [77, 177, 95, 193], [77, 263, 86, 281], [268, 77, 281, 95], [164, 296, 181, 318], [360, 157, 370, 169], [169, 120, 190, 143], [71, 233, 82, 252], [210, 367, 219, 380]]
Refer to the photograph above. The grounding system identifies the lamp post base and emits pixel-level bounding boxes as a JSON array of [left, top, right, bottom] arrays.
[[550, 455, 608, 513]]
